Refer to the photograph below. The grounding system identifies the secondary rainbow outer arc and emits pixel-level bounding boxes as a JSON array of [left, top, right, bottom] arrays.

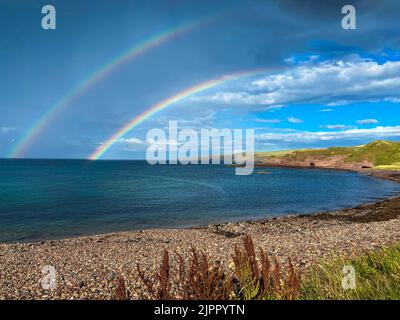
[[9, 22, 199, 158], [89, 69, 270, 160]]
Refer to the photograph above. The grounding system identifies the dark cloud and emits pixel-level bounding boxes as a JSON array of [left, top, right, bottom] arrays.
[[278, 0, 381, 20]]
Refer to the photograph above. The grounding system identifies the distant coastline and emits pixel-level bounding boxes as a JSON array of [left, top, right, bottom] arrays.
[[255, 165, 400, 184]]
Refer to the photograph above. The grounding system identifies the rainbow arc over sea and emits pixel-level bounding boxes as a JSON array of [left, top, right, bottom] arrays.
[[89, 68, 271, 160], [9, 20, 205, 158]]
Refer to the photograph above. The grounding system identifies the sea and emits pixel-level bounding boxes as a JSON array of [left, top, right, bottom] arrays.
[[1, 159, 400, 243]]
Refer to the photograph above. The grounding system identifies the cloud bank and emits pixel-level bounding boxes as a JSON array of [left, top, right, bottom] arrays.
[[194, 60, 400, 107], [257, 126, 400, 143]]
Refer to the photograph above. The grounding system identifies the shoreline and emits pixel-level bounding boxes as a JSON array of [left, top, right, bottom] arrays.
[[3, 167, 400, 245], [3, 168, 400, 244], [1, 167, 400, 299]]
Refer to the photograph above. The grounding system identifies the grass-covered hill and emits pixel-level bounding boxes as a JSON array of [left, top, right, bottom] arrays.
[[256, 140, 400, 170]]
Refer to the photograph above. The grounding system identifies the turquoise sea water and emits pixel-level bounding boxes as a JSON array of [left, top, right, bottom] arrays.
[[1, 159, 400, 243]]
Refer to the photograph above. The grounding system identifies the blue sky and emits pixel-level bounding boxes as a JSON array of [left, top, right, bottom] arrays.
[[1, 0, 400, 159]]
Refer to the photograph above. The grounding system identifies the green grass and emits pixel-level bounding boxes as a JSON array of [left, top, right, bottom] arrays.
[[255, 150, 295, 157], [283, 147, 355, 161], [374, 162, 400, 170], [301, 244, 400, 300], [254, 149, 309, 159], [346, 140, 400, 165]]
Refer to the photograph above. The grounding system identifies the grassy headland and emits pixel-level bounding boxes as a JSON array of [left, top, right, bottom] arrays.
[[255, 140, 400, 170]]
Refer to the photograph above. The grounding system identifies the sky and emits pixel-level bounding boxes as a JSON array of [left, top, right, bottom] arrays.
[[1, 0, 400, 159]]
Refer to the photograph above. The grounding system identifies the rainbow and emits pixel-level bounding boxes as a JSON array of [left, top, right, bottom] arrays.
[[89, 68, 270, 160], [9, 21, 203, 158]]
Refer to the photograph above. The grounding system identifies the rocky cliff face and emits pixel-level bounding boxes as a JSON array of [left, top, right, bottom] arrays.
[[258, 155, 375, 170]]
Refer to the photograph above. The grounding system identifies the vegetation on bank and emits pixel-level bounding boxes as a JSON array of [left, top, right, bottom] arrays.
[[282, 146, 355, 162], [301, 243, 400, 300], [256, 140, 400, 169], [347, 140, 400, 166], [132, 235, 301, 300], [113, 236, 400, 300], [374, 163, 400, 170]]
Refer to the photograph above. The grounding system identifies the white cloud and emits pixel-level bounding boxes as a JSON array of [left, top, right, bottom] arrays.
[[115, 137, 146, 145], [325, 100, 351, 107], [112, 137, 147, 152], [190, 91, 258, 104], [257, 126, 400, 143], [115, 136, 188, 150], [321, 124, 353, 130], [357, 119, 379, 125], [254, 118, 281, 123], [192, 60, 400, 107], [1, 126, 16, 134], [287, 116, 303, 124], [263, 105, 286, 113], [319, 108, 333, 112], [384, 97, 400, 103]]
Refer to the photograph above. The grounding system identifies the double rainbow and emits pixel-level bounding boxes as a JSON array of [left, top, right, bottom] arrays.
[[9, 20, 204, 158], [89, 68, 270, 160]]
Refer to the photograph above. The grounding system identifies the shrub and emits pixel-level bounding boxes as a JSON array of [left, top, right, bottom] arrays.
[[232, 235, 301, 300], [135, 235, 301, 300], [112, 276, 130, 300]]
